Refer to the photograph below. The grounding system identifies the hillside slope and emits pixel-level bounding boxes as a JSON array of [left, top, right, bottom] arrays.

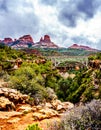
[[64, 53, 101, 103]]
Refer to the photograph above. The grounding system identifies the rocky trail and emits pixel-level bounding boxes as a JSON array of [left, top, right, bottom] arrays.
[[0, 81, 74, 130], [0, 111, 60, 130]]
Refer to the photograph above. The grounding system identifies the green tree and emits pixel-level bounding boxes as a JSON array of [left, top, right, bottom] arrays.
[[9, 63, 48, 104]]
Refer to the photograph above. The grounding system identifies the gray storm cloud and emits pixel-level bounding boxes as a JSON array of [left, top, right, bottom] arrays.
[[58, 0, 101, 27], [0, 0, 8, 12], [0, 0, 39, 38], [39, 0, 57, 6], [72, 36, 92, 46]]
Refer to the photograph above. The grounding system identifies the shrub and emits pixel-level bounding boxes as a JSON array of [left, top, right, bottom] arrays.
[[59, 99, 101, 130], [25, 124, 42, 130], [65, 68, 99, 103], [46, 87, 57, 101], [0, 70, 9, 81], [9, 64, 48, 105], [9, 61, 61, 104]]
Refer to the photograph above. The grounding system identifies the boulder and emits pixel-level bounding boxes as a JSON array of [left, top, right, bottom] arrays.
[[0, 96, 15, 111], [62, 102, 74, 110], [51, 99, 62, 109], [0, 87, 29, 106], [16, 104, 32, 113], [7, 117, 20, 123], [45, 102, 53, 108], [33, 112, 47, 120], [33, 107, 59, 121], [39, 107, 59, 117], [51, 99, 74, 112], [0, 111, 23, 119], [56, 104, 63, 111]]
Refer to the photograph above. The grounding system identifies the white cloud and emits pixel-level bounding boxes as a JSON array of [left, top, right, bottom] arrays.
[[68, 11, 101, 48], [0, 0, 101, 49]]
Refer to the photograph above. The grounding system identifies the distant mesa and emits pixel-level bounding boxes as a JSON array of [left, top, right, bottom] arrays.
[[69, 44, 98, 51], [69, 44, 78, 49]]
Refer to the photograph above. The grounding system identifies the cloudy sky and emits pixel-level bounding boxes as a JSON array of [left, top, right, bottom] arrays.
[[0, 0, 101, 49]]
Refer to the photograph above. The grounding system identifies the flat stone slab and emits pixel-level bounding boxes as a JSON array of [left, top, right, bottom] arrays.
[[0, 111, 23, 119]]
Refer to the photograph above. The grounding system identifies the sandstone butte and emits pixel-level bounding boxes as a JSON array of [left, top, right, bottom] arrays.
[[0, 34, 59, 48], [19, 35, 34, 43], [1, 34, 52, 44], [2, 38, 13, 44], [1, 35, 34, 44], [38, 35, 59, 48]]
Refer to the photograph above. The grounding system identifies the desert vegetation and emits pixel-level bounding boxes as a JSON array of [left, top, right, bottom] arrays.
[[0, 44, 101, 130], [25, 124, 42, 130], [49, 99, 101, 130], [0, 44, 101, 103]]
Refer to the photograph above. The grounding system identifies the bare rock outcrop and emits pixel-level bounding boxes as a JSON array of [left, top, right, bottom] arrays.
[[16, 99, 74, 121], [0, 87, 29, 111], [0, 96, 15, 111], [50, 99, 74, 113], [0, 84, 74, 120]]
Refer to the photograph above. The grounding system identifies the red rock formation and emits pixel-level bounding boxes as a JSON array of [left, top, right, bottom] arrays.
[[1, 34, 59, 49], [19, 35, 34, 43], [69, 44, 79, 49], [36, 35, 59, 48], [69, 44, 98, 51], [3, 38, 13, 44], [40, 37, 43, 42], [43, 35, 51, 42]]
